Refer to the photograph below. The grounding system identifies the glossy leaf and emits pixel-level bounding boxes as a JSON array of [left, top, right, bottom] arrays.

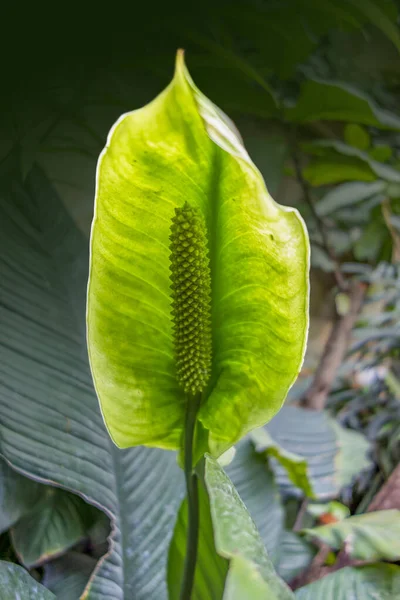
[[295, 564, 400, 599], [87, 51, 310, 455], [344, 124, 371, 151], [346, 0, 400, 53], [303, 510, 400, 561], [303, 140, 400, 183], [250, 428, 314, 498], [223, 556, 281, 600], [167, 484, 228, 600], [204, 455, 294, 599], [43, 553, 97, 600], [262, 407, 370, 499], [316, 181, 385, 217], [275, 532, 316, 584], [0, 561, 55, 599], [11, 488, 96, 568], [287, 80, 400, 130], [0, 459, 42, 533], [303, 156, 376, 186], [168, 453, 290, 598], [331, 421, 371, 489], [369, 145, 393, 163], [0, 158, 184, 599], [225, 437, 284, 562]]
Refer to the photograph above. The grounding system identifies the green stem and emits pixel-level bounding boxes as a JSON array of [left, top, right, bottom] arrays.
[[180, 392, 201, 600]]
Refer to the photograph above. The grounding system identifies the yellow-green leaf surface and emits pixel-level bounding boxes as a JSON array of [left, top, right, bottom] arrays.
[[87, 51, 309, 454], [303, 510, 400, 562], [204, 456, 294, 599], [250, 428, 315, 498]]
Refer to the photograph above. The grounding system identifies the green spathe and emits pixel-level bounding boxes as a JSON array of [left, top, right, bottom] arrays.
[[87, 50, 309, 455]]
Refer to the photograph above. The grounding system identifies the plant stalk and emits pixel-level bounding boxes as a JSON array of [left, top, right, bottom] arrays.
[[180, 392, 201, 600]]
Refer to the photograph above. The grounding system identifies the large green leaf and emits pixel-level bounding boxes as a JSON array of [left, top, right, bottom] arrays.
[[1, 454, 99, 569], [303, 510, 400, 561], [43, 553, 97, 600], [275, 532, 316, 584], [303, 155, 377, 186], [262, 407, 370, 499], [286, 80, 400, 130], [87, 51, 309, 455], [345, 0, 400, 53], [0, 459, 42, 533], [295, 565, 400, 599], [205, 455, 294, 599], [11, 488, 96, 568], [0, 561, 55, 599], [316, 181, 385, 217], [223, 556, 282, 600], [0, 158, 184, 599], [303, 140, 400, 183], [225, 437, 284, 562], [168, 450, 287, 599], [167, 483, 229, 599], [250, 428, 314, 498]]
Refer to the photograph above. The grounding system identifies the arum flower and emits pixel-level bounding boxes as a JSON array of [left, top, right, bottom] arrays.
[[87, 51, 309, 458]]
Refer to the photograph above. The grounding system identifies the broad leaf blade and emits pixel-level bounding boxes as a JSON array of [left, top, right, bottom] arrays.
[[303, 510, 400, 561], [225, 437, 284, 562], [11, 489, 96, 568], [205, 455, 294, 600], [168, 484, 228, 600], [295, 564, 400, 599], [223, 556, 280, 600], [275, 532, 315, 584], [0, 459, 42, 533], [43, 553, 97, 600], [287, 80, 400, 130], [87, 51, 309, 454], [316, 181, 385, 216], [263, 407, 370, 499], [250, 428, 315, 498], [0, 159, 183, 599], [0, 561, 55, 599]]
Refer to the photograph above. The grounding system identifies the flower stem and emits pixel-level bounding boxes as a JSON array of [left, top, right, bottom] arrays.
[[180, 392, 201, 600]]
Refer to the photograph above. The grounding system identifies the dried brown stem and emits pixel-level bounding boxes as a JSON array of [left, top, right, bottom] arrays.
[[300, 281, 367, 411]]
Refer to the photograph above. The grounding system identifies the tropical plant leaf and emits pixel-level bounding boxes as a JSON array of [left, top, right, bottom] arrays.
[[316, 181, 385, 216], [261, 407, 370, 499], [344, 124, 371, 151], [87, 50, 310, 456], [204, 456, 294, 599], [167, 484, 228, 600], [346, 0, 400, 53], [295, 564, 400, 599], [263, 407, 337, 498], [11, 488, 96, 568], [168, 452, 289, 599], [303, 155, 377, 186], [0, 459, 42, 533], [286, 80, 400, 130], [303, 510, 400, 561], [250, 428, 315, 498], [223, 556, 282, 600], [369, 145, 393, 163], [303, 140, 400, 183], [275, 532, 316, 584], [331, 421, 371, 489], [0, 157, 184, 599], [43, 552, 98, 600], [225, 437, 284, 562], [0, 560, 55, 599]]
